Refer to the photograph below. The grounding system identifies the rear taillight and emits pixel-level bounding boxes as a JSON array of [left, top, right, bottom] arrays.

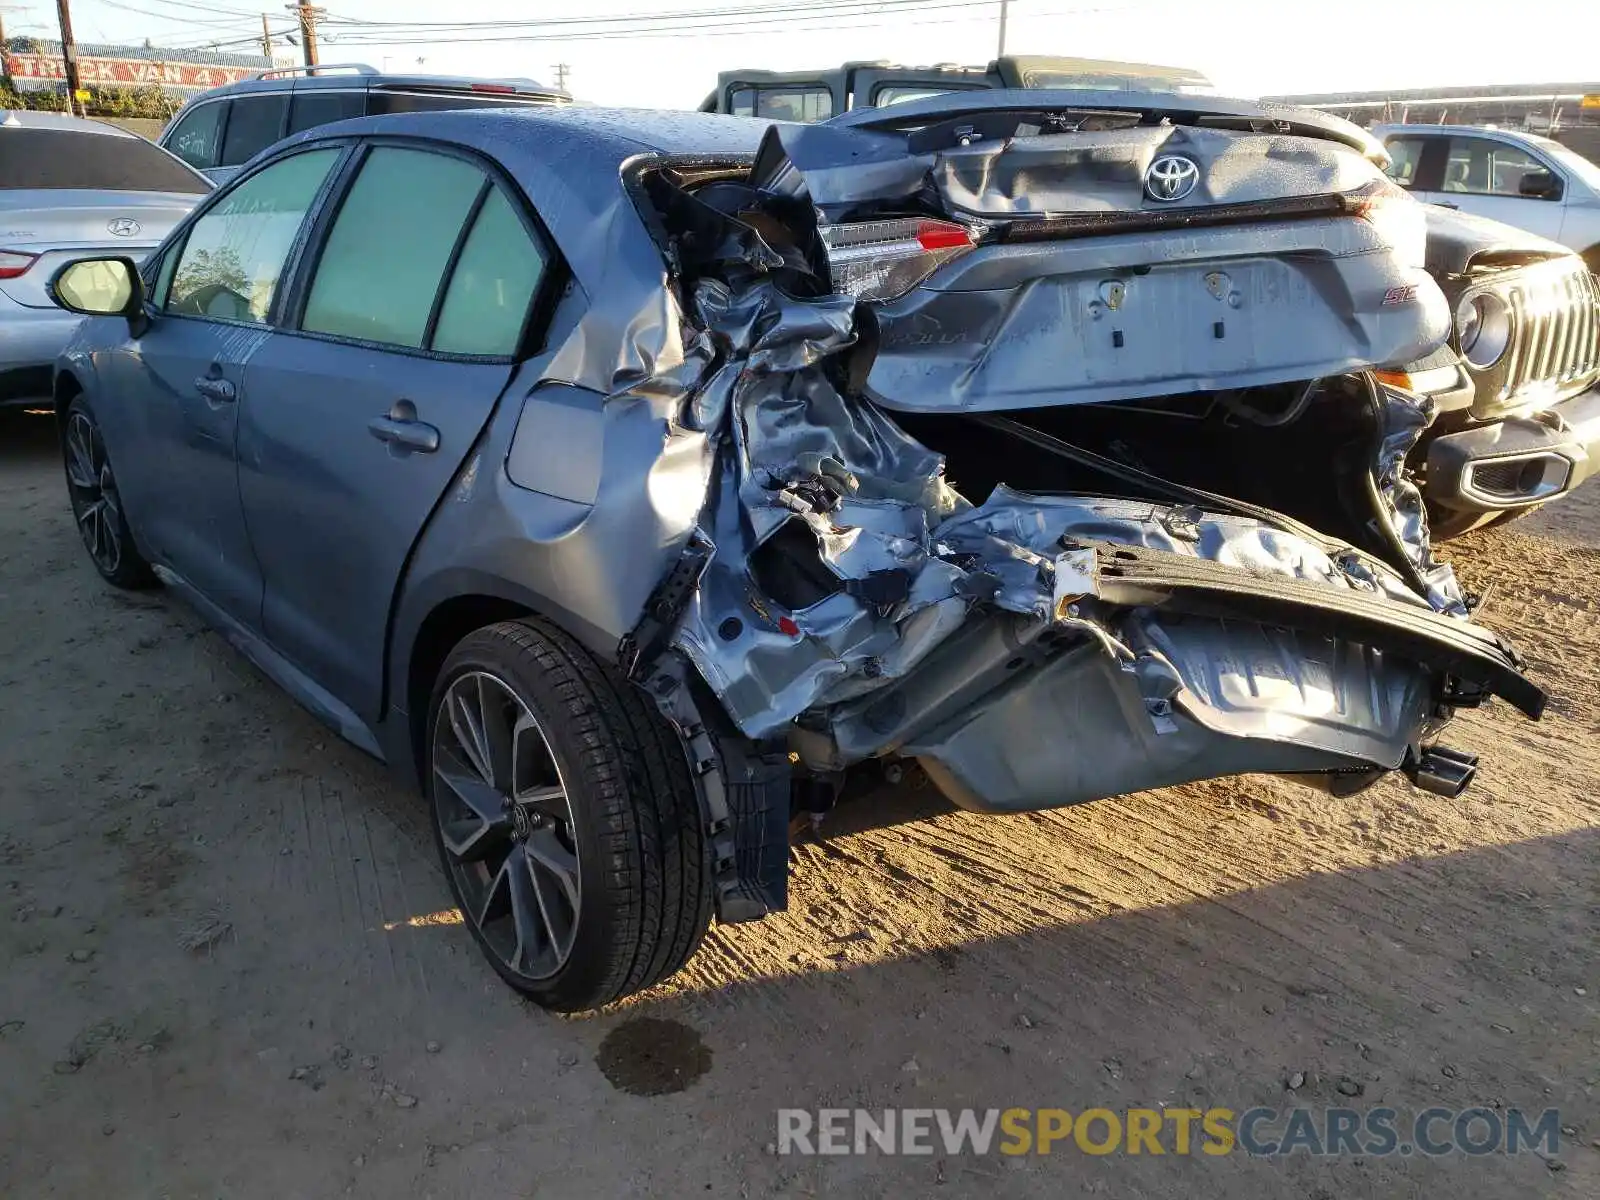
[[0, 250, 38, 280], [1341, 180, 1425, 269], [818, 218, 978, 303]]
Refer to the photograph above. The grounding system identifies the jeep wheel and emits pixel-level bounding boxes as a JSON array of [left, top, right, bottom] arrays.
[[426, 618, 712, 1011]]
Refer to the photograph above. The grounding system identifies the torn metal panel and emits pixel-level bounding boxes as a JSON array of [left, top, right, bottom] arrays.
[[1367, 380, 1467, 614], [904, 620, 1434, 813]]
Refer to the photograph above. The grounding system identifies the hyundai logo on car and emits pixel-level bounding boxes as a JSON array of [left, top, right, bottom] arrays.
[[105, 217, 142, 237], [1144, 155, 1201, 202]]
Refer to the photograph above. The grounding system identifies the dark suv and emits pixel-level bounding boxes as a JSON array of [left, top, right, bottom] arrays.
[[699, 54, 1215, 119], [158, 63, 569, 184]]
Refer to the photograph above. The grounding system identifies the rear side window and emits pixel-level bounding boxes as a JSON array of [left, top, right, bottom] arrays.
[[432, 187, 547, 356], [1443, 137, 1549, 196], [220, 93, 289, 167], [167, 148, 340, 323], [726, 85, 833, 121], [164, 102, 226, 170], [0, 128, 209, 193], [1384, 137, 1427, 188], [288, 89, 366, 135], [364, 90, 553, 115], [875, 86, 960, 107], [301, 147, 485, 348]]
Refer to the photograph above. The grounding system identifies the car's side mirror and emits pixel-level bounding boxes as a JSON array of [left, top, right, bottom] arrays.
[[1518, 169, 1562, 201], [48, 256, 150, 335]]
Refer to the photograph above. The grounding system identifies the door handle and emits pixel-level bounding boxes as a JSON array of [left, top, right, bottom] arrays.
[[193, 375, 236, 403], [368, 408, 440, 454]]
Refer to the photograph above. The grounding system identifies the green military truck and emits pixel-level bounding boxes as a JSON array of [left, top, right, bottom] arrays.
[[697, 55, 1216, 121]]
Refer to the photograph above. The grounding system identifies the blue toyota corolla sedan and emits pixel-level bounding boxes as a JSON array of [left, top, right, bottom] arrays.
[[44, 100, 1542, 1009]]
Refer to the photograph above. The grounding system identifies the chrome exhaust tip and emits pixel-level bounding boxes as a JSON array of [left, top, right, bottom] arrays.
[[1403, 744, 1479, 798]]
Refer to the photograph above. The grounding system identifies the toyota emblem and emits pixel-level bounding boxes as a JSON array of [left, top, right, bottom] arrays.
[[1143, 155, 1201, 203], [106, 217, 142, 238]]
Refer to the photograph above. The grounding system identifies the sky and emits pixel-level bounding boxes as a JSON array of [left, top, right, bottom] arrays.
[[4, 0, 1598, 109]]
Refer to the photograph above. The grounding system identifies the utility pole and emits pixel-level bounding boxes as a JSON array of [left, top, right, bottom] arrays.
[[996, 0, 1009, 57], [551, 62, 569, 92], [261, 12, 273, 60], [54, 0, 82, 117], [286, 3, 320, 68]]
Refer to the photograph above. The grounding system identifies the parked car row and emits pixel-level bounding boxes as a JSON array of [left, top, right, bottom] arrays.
[[42, 85, 1549, 1009], [1, 114, 210, 409]]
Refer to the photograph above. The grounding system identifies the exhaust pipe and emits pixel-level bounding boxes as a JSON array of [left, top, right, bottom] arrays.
[[1403, 744, 1479, 798]]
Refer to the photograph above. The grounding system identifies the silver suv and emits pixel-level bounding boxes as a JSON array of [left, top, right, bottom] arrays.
[[158, 63, 569, 184]]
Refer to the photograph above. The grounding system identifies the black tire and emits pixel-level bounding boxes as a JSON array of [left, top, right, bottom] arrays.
[[61, 395, 156, 589], [426, 617, 712, 1011]]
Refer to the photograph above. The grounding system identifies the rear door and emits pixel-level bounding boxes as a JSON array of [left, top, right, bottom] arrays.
[[210, 90, 291, 184], [238, 141, 552, 721], [285, 85, 366, 136], [1418, 134, 1565, 240]]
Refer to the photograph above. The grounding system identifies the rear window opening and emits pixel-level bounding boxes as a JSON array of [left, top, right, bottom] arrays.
[[0, 128, 209, 193]]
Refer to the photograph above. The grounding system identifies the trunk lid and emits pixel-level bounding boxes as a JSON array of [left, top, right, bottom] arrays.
[[750, 103, 1448, 413]]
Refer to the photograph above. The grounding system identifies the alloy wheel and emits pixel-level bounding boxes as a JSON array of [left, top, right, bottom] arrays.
[[431, 670, 582, 982], [64, 411, 123, 577]]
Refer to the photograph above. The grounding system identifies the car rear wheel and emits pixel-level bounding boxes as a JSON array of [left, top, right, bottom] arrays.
[[426, 618, 712, 1011], [62, 397, 155, 589]]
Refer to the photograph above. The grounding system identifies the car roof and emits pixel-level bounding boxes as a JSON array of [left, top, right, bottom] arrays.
[[179, 64, 569, 104], [0, 111, 137, 136], [281, 106, 768, 298], [289, 104, 767, 167]]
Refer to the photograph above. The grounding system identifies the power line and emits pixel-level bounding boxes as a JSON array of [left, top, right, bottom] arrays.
[[320, 0, 1024, 45], [316, 0, 1006, 34], [96, 1, 265, 31], [102, 0, 265, 19], [321, 0, 946, 28]]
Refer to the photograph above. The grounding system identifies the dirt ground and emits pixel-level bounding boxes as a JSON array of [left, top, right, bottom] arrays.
[[1, 406, 1595, 1199]]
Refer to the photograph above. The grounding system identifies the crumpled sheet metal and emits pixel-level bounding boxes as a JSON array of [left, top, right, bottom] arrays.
[[1371, 382, 1466, 615], [902, 617, 1433, 812], [667, 261, 1455, 779]]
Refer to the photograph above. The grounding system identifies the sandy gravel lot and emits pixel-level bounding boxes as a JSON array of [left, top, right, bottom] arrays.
[[1, 406, 1595, 1198]]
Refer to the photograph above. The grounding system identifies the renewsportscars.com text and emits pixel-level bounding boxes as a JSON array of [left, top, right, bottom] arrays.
[[776, 1106, 1562, 1158]]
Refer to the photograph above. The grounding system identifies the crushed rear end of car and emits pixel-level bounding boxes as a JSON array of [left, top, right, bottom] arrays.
[[608, 94, 1544, 857]]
